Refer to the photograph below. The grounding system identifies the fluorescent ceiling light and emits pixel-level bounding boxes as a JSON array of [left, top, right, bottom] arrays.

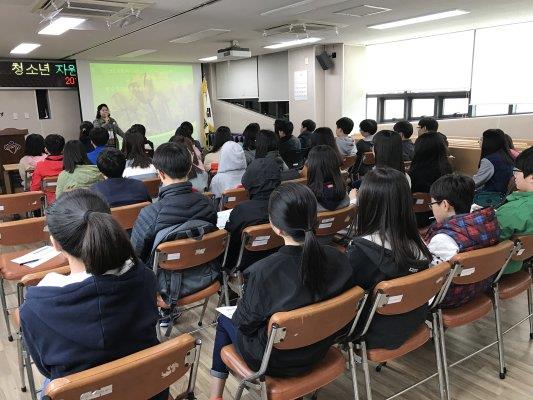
[[264, 37, 322, 49], [170, 29, 231, 44], [118, 49, 157, 58], [260, 0, 315, 16], [38, 17, 86, 35], [368, 9, 470, 30], [10, 43, 41, 55], [198, 56, 218, 62]]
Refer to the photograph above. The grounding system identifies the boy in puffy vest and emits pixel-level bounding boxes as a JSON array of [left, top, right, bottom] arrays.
[[425, 174, 500, 308]]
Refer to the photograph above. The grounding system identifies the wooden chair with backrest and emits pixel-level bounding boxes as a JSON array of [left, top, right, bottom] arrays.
[[42, 334, 201, 400], [220, 187, 249, 210], [143, 177, 162, 199], [222, 223, 284, 304], [280, 176, 307, 185], [0, 191, 45, 219], [41, 176, 58, 207], [362, 151, 375, 166], [404, 160, 412, 172], [10, 266, 71, 397], [23, 168, 34, 191], [437, 240, 515, 397], [341, 155, 357, 171], [203, 191, 215, 204], [412, 192, 432, 214], [316, 204, 357, 248], [110, 202, 150, 231], [0, 217, 67, 342], [221, 286, 367, 400], [351, 262, 454, 400], [153, 229, 229, 337]]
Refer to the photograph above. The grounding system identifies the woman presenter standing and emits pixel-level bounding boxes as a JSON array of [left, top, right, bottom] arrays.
[[93, 103, 124, 148]]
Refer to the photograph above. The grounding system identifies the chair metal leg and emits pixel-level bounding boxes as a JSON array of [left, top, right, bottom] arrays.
[[360, 341, 372, 400], [348, 342, 360, 400], [223, 272, 230, 307], [493, 290, 507, 379], [432, 313, 447, 400], [198, 297, 209, 327], [16, 335, 27, 392], [0, 278, 13, 341], [527, 286, 533, 340], [22, 339, 38, 400], [438, 309, 451, 400]]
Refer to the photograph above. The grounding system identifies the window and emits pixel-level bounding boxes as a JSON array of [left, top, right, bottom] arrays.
[[474, 104, 509, 117], [411, 98, 435, 119], [383, 99, 404, 121], [366, 97, 377, 120], [515, 104, 533, 114], [443, 98, 469, 117]]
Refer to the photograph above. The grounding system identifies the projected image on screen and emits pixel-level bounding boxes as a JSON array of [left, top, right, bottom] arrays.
[[89, 63, 197, 146]]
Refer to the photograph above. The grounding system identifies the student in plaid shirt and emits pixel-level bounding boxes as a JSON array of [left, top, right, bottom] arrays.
[[425, 174, 500, 308]]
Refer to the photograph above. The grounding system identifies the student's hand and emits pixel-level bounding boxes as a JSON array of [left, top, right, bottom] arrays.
[[349, 188, 358, 204]]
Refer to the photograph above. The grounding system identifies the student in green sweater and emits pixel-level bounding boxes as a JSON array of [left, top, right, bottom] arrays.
[[496, 146, 533, 274], [56, 140, 103, 198]]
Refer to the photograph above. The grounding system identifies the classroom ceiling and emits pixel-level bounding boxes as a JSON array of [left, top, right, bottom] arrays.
[[1, 0, 533, 62]]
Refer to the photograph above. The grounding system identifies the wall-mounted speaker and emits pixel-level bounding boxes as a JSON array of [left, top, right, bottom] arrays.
[[316, 51, 334, 70]]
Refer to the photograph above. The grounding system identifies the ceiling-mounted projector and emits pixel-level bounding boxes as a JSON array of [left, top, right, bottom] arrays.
[[217, 40, 251, 61]]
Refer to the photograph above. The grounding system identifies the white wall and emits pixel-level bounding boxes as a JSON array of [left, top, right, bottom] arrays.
[[0, 89, 80, 141]]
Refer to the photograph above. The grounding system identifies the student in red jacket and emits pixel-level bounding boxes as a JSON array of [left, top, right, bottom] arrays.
[[30, 134, 65, 204]]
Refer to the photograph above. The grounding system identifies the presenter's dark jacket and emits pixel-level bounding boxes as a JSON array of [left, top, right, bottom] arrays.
[[224, 158, 281, 272], [130, 182, 217, 262], [232, 245, 356, 377], [91, 177, 152, 207], [347, 237, 429, 350], [93, 117, 124, 139], [20, 261, 160, 381]]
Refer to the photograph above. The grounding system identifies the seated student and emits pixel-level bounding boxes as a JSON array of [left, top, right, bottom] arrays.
[[374, 130, 410, 186], [496, 146, 533, 274], [310, 127, 343, 166], [129, 123, 154, 157], [30, 134, 65, 204], [169, 135, 209, 192], [275, 119, 302, 169], [205, 126, 232, 172], [473, 129, 514, 206], [335, 117, 356, 157], [353, 119, 377, 177], [79, 121, 94, 153], [56, 140, 103, 197], [20, 189, 165, 399], [393, 120, 415, 161], [90, 148, 152, 207], [210, 141, 247, 199], [255, 129, 288, 172], [298, 119, 316, 153], [209, 183, 356, 399], [242, 122, 259, 165], [505, 133, 520, 160], [425, 174, 500, 308], [87, 127, 109, 165], [122, 131, 158, 180], [409, 132, 453, 228], [175, 122, 204, 168], [131, 142, 217, 262], [417, 116, 448, 147], [307, 145, 349, 212], [347, 168, 431, 349], [19, 133, 47, 188], [225, 158, 281, 272]]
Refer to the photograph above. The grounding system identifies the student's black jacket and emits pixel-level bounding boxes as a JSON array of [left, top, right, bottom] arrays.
[[232, 245, 356, 376], [347, 237, 429, 349]]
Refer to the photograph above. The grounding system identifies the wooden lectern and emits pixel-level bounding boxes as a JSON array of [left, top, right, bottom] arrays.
[[0, 128, 27, 165]]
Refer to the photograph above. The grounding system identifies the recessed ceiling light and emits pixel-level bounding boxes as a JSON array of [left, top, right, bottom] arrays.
[[38, 17, 86, 35], [260, 0, 315, 16], [264, 37, 322, 49], [170, 29, 231, 44], [198, 56, 218, 62], [10, 43, 41, 55], [118, 49, 157, 58], [368, 9, 470, 30]]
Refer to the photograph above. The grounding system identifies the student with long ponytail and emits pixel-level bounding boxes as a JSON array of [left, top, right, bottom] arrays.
[[209, 183, 356, 400], [20, 189, 166, 399]]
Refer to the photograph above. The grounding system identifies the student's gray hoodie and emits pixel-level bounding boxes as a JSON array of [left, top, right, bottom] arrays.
[[336, 136, 357, 156], [209, 141, 247, 198]]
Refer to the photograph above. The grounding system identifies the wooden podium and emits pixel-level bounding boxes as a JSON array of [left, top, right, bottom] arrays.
[[0, 128, 27, 165]]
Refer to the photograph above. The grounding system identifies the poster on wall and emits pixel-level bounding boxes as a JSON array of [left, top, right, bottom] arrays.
[[294, 70, 307, 101]]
